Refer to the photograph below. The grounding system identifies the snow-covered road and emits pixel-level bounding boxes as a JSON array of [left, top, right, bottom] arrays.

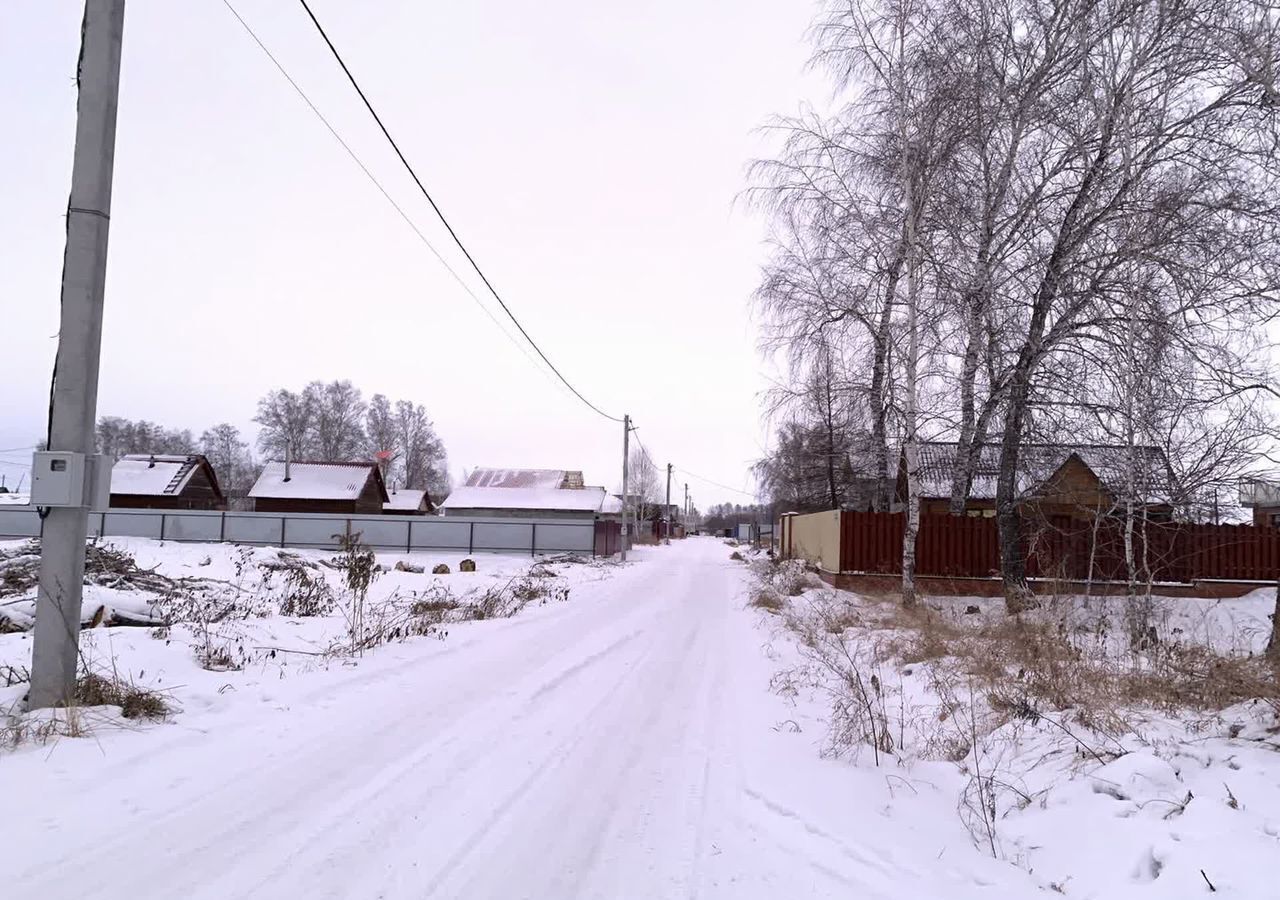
[[2, 538, 1023, 899]]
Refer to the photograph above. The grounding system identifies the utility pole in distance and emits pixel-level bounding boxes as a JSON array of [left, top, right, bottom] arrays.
[[664, 463, 672, 545], [30, 0, 126, 710], [684, 483, 689, 523], [620, 414, 630, 562]]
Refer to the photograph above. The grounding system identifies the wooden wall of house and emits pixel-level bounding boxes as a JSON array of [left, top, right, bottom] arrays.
[[253, 497, 361, 515], [1034, 456, 1113, 514], [183, 466, 226, 509], [1254, 506, 1280, 527], [355, 477, 385, 516], [111, 493, 222, 511]]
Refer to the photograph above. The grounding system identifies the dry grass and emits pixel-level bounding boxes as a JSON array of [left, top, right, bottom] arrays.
[[75, 672, 172, 720], [878, 594, 1280, 725], [749, 586, 786, 612]]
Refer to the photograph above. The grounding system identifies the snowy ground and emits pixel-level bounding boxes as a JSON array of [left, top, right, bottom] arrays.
[[0, 536, 1275, 898], [754, 554, 1280, 899]]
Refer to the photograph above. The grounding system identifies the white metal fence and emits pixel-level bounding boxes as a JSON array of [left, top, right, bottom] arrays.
[[0, 507, 597, 556]]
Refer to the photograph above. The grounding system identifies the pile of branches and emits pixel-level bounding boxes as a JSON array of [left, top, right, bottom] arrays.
[[1, 540, 221, 599], [0, 540, 233, 632]]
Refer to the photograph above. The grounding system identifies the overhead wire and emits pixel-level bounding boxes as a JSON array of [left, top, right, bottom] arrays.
[[674, 464, 758, 499], [294, 0, 623, 423], [222, 2, 757, 494], [630, 425, 756, 503], [218, 0, 572, 402]]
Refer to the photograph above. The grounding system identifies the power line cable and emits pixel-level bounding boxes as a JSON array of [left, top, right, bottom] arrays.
[[629, 428, 756, 501], [218, 0, 570, 400], [295, 0, 622, 423], [674, 464, 757, 499]]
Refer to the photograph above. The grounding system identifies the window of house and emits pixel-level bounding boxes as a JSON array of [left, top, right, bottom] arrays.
[[1270, 512, 1280, 528]]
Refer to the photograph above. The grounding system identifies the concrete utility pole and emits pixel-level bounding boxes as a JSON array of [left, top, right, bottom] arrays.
[[620, 414, 630, 562], [664, 463, 672, 545], [30, 0, 126, 710], [684, 483, 689, 522]]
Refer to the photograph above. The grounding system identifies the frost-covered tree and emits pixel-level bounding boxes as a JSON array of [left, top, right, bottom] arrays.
[[96, 416, 195, 459], [199, 423, 255, 493], [253, 388, 316, 460], [394, 400, 449, 499], [308, 379, 367, 461], [365, 393, 399, 478]]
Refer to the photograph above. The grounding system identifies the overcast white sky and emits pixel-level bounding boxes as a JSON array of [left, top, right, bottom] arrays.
[[0, 0, 827, 507]]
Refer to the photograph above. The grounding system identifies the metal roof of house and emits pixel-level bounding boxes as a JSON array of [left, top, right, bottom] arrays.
[[249, 461, 381, 501], [464, 468, 584, 490], [911, 443, 1173, 504], [111, 454, 204, 497]]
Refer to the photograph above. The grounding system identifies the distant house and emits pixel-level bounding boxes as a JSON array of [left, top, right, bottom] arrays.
[[383, 487, 433, 515], [898, 443, 1174, 521], [110, 454, 225, 511], [440, 467, 617, 519], [1239, 479, 1280, 527], [249, 461, 388, 515]]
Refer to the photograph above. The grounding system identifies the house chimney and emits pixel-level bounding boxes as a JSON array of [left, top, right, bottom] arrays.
[[283, 441, 292, 483], [147, 454, 156, 469]]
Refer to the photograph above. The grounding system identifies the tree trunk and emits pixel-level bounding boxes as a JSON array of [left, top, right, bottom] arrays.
[[1267, 580, 1280, 663], [948, 285, 986, 515], [825, 373, 840, 510], [996, 353, 1035, 612], [901, 210, 922, 606], [869, 250, 903, 513]]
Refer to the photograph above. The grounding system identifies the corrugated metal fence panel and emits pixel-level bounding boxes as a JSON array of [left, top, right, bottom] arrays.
[[0, 507, 600, 557], [0, 507, 40, 538], [223, 514, 284, 545], [549, 522, 595, 553], [411, 519, 471, 550], [473, 522, 531, 553], [159, 512, 222, 542], [343, 517, 407, 551], [103, 511, 164, 540]]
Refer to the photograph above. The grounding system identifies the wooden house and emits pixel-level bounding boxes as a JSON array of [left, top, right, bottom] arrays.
[[898, 443, 1174, 521], [1239, 479, 1280, 527], [110, 454, 226, 511], [249, 461, 388, 515], [383, 488, 434, 515]]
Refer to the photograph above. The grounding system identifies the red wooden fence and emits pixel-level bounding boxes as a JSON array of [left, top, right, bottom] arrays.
[[838, 511, 1280, 582], [594, 519, 621, 557]]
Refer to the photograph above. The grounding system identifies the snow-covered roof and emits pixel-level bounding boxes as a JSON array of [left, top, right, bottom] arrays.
[[384, 489, 429, 511], [598, 492, 624, 515], [441, 484, 611, 513], [910, 443, 1173, 504], [0, 492, 30, 506], [1240, 479, 1280, 507], [111, 454, 203, 497], [464, 468, 583, 490], [250, 461, 379, 500]]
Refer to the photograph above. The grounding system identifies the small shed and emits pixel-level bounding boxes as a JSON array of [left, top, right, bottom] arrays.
[[110, 454, 225, 511], [249, 461, 388, 515], [383, 488, 433, 515]]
